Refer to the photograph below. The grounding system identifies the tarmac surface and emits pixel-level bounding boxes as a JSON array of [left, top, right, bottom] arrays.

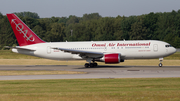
[[0, 65, 180, 80]]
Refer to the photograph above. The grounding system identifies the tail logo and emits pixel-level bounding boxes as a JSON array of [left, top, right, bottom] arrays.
[[11, 19, 35, 42]]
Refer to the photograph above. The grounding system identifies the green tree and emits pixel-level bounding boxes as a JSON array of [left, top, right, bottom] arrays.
[[66, 15, 80, 25], [82, 13, 101, 21], [44, 23, 65, 42], [173, 36, 180, 48], [0, 12, 3, 19], [129, 17, 148, 40], [21, 17, 40, 29], [58, 17, 68, 24], [113, 15, 124, 40], [0, 16, 17, 49], [32, 25, 46, 41], [93, 17, 115, 41], [15, 11, 40, 19], [120, 16, 137, 40], [143, 12, 159, 39]]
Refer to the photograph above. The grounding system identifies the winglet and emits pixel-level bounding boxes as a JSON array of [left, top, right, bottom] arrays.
[[6, 14, 45, 46]]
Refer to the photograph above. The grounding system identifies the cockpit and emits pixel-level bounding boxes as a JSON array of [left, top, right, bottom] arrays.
[[165, 45, 173, 47]]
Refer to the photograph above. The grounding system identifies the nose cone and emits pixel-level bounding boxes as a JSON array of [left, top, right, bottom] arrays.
[[173, 47, 177, 53], [166, 47, 176, 57]]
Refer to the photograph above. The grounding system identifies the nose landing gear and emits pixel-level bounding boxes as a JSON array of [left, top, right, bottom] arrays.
[[159, 63, 162, 67], [159, 58, 163, 67]]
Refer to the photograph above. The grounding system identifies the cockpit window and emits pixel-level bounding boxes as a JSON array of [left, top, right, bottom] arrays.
[[165, 45, 172, 47]]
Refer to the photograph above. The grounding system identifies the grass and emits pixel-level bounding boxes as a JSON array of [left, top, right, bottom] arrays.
[[0, 78, 180, 101], [0, 71, 85, 76]]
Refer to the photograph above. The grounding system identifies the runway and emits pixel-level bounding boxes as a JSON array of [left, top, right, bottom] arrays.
[[0, 65, 180, 80]]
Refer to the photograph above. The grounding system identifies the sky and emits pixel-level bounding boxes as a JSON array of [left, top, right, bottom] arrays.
[[0, 0, 180, 18]]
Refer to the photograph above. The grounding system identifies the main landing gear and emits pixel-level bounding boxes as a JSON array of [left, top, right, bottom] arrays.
[[85, 58, 98, 68], [85, 63, 98, 68], [159, 58, 163, 67]]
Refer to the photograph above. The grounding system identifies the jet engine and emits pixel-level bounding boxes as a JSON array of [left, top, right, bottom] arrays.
[[100, 53, 121, 64]]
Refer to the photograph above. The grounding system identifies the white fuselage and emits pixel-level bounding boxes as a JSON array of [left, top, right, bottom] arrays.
[[12, 40, 176, 61]]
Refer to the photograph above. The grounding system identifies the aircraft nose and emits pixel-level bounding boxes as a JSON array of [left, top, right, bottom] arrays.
[[173, 47, 177, 53], [170, 47, 177, 54]]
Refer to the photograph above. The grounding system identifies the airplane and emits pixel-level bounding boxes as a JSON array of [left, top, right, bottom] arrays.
[[6, 13, 176, 67]]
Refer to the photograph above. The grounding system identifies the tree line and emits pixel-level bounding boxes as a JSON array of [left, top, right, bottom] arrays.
[[0, 10, 180, 49]]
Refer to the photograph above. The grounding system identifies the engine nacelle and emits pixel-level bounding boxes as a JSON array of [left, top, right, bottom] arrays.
[[101, 53, 121, 64]]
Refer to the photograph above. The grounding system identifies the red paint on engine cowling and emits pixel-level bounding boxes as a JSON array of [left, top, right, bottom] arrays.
[[104, 53, 120, 64]]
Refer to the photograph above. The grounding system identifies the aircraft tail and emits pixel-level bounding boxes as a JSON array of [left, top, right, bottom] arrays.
[[6, 14, 45, 46]]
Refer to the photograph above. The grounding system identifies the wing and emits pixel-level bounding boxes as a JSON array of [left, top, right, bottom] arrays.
[[52, 47, 104, 58]]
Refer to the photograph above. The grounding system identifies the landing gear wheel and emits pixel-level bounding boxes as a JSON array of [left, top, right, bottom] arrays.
[[159, 58, 163, 67], [85, 59, 98, 68], [84, 63, 98, 68], [94, 63, 98, 67], [159, 63, 162, 67], [85, 63, 90, 68], [90, 63, 94, 67]]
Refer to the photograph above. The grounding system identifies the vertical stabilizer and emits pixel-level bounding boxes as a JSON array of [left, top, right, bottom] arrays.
[[6, 14, 45, 46]]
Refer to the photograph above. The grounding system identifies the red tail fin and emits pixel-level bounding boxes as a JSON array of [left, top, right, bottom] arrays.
[[6, 14, 45, 46]]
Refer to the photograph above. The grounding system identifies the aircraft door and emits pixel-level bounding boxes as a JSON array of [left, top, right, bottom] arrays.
[[153, 44, 158, 52], [47, 46, 51, 54]]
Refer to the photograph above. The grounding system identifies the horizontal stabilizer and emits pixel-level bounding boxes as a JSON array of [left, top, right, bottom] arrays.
[[4, 46, 36, 51]]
